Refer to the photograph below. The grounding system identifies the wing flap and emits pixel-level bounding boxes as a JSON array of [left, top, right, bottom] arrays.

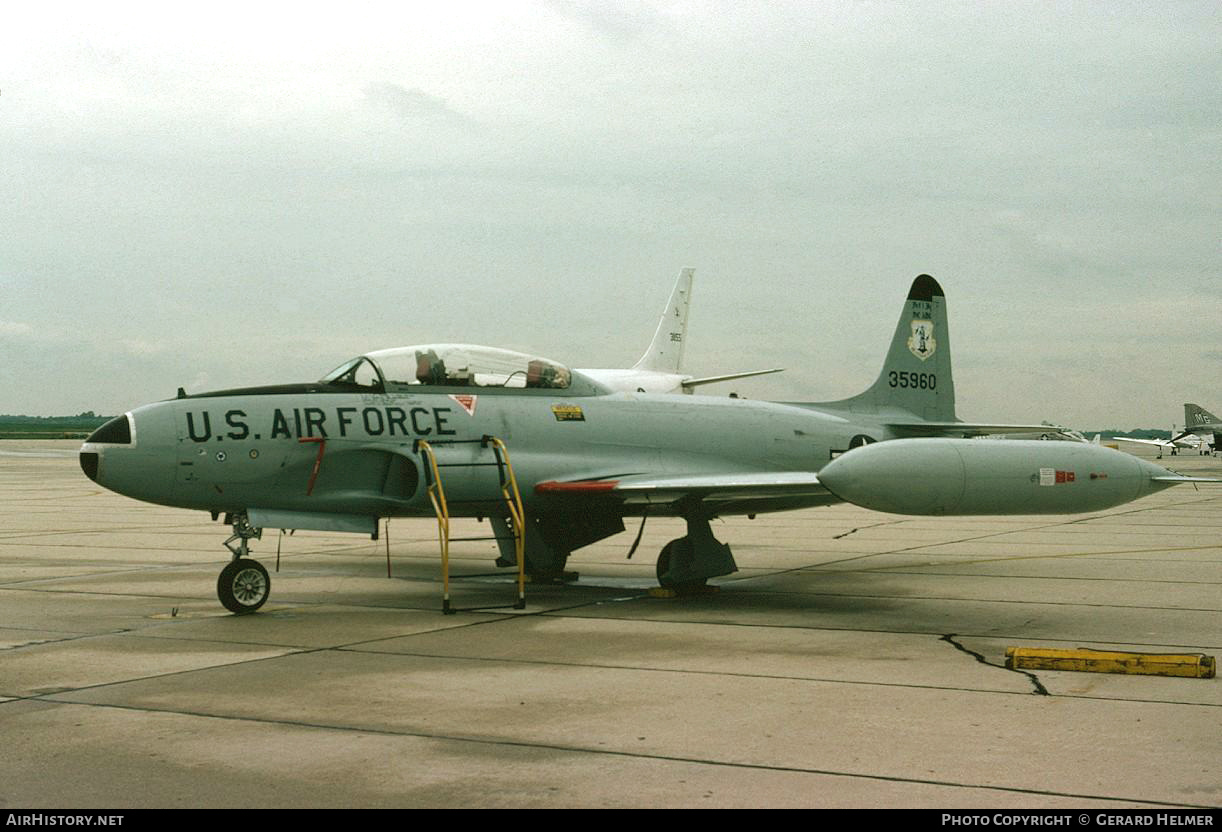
[[886, 421, 1069, 438], [536, 472, 828, 505]]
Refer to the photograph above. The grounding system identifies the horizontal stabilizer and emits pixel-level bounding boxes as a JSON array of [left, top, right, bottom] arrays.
[[681, 367, 785, 390]]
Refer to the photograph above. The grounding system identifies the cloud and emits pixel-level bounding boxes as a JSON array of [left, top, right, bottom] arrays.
[[0, 321, 33, 337], [543, 0, 674, 41], [118, 338, 168, 356], [362, 82, 477, 129]]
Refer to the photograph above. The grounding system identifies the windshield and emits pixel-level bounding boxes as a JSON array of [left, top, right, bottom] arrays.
[[320, 356, 384, 391], [322, 344, 572, 391]]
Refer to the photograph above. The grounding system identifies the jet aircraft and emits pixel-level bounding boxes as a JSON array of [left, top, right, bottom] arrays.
[[1173, 404, 1219, 453], [80, 275, 1217, 614], [577, 268, 783, 394], [1110, 433, 1204, 458]]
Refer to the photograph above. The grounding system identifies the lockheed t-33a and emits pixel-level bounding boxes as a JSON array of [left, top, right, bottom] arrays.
[[80, 275, 1213, 614]]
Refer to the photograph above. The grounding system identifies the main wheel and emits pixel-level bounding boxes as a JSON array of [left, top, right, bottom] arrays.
[[217, 558, 270, 614], [656, 540, 677, 587], [656, 538, 706, 590]]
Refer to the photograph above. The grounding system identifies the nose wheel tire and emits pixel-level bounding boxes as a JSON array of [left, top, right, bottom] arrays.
[[218, 558, 270, 614]]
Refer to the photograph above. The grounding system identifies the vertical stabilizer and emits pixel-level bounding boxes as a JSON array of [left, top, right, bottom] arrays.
[[633, 268, 694, 373], [816, 274, 957, 421], [1184, 403, 1220, 429]]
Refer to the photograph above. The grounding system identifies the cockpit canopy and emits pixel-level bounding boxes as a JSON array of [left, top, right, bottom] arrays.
[[321, 344, 573, 392]]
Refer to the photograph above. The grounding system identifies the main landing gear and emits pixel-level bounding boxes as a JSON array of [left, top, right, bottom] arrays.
[[655, 510, 737, 592], [217, 513, 270, 614]]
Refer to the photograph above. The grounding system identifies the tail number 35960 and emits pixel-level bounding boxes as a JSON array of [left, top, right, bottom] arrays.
[[889, 371, 936, 389]]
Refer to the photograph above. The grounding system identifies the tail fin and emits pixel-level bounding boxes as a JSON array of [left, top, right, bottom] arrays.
[[816, 274, 957, 421], [633, 268, 694, 373], [1184, 403, 1219, 429]]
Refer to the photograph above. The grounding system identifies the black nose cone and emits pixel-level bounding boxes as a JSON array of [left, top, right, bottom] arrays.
[[80, 451, 99, 481]]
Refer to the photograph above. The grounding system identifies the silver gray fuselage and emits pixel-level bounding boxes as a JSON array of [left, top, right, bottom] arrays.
[[88, 382, 873, 519]]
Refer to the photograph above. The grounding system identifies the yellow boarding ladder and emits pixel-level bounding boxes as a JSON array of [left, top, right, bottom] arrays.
[[415, 435, 526, 614]]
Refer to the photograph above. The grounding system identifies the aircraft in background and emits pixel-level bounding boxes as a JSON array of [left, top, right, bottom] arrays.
[[1110, 433, 1204, 459], [979, 423, 1079, 442], [80, 274, 1217, 614], [577, 268, 783, 394], [1111, 405, 1219, 458], [1173, 404, 1219, 454]]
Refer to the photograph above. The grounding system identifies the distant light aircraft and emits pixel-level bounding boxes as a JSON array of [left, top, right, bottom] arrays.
[[80, 275, 1218, 614], [577, 268, 783, 394]]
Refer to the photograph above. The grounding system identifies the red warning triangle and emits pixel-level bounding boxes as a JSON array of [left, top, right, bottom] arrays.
[[449, 394, 478, 416]]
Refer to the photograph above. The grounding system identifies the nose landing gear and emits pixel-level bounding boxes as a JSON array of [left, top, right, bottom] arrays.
[[218, 558, 270, 614], [217, 513, 270, 614]]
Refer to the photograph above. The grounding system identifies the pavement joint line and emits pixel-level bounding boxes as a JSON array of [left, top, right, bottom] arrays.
[[7, 696, 1213, 810], [0, 566, 227, 588], [0, 586, 218, 602], [329, 644, 1222, 709], [855, 564, 1222, 583], [5, 662, 1217, 715], [6, 588, 1215, 646], [0, 524, 209, 540], [736, 561, 1222, 585], [316, 601, 648, 651], [530, 610, 1222, 655], [856, 568, 1222, 586], [10, 602, 1214, 666], [7, 627, 1205, 711], [0, 627, 1065, 703], [942, 633, 1049, 696], [806, 506, 1221, 571], [0, 598, 654, 694], [0, 643, 321, 699], [0, 630, 129, 653], [841, 544, 1222, 571], [328, 646, 1057, 698], [723, 586, 1222, 613]]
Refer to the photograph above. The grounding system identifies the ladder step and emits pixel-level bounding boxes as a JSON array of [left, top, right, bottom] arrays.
[[415, 438, 491, 447], [418, 434, 525, 615]]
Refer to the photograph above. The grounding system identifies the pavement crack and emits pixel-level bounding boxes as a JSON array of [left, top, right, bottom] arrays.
[[831, 519, 908, 541], [940, 633, 1049, 696]]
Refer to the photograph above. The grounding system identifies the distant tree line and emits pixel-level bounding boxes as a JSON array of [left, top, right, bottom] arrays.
[[0, 413, 113, 437], [0, 412, 112, 425]]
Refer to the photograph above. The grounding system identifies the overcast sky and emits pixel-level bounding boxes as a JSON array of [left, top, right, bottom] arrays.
[[1, 1, 1217, 428]]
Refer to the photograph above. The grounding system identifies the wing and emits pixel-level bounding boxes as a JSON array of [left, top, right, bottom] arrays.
[[1110, 436, 1172, 449], [885, 420, 1072, 438], [534, 471, 833, 512]]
